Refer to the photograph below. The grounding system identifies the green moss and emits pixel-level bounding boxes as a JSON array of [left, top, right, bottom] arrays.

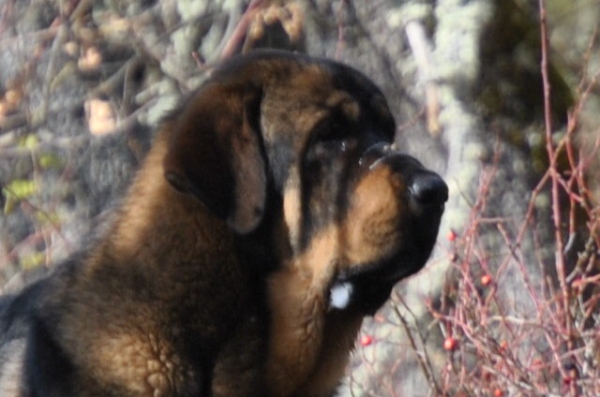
[[19, 252, 46, 270], [3, 179, 37, 214]]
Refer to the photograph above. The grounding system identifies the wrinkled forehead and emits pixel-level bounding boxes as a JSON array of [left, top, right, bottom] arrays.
[[258, 60, 394, 135], [213, 51, 394, 124], [210, 52, 397, 182]]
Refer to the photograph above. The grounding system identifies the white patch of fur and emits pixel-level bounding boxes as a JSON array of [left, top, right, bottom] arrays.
[[329, 281, 354, 310]]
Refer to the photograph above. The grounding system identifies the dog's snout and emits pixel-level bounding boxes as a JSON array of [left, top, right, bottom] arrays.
[[409, 173, 448, 206]]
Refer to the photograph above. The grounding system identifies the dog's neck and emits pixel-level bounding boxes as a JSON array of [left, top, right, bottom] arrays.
[[54, 130, 250, 393], [96, 130, 234, 272]]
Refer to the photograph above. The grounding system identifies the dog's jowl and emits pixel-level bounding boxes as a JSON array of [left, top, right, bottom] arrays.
[[0, 50, 447, 397]]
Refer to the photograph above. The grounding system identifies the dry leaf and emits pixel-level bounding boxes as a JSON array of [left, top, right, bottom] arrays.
[[85, 99, 116, 135], [78, 47, 102, 71]]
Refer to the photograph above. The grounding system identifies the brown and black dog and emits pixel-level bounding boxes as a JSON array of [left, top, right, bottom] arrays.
[[0, 51, 447, 397]]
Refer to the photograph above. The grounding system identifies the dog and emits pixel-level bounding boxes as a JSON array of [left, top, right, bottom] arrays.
[[0, 50, 448, 397]]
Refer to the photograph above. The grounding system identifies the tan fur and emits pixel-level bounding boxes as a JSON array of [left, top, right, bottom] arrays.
[[267, 228, 340, 396], [297, 313, 363, 396], [343, 165, 407, 266], [267, 263, 365, 397], [283, 176, 303, 253], [54, 127, 242, 397], [266, 167, 407, 396]]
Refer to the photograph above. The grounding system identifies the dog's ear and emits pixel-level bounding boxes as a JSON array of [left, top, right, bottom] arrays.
[[163, 83, 266, 234]]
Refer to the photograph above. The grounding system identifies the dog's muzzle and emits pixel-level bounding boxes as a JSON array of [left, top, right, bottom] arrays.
[[327, 143, 449, 312], [361, 143, 449, 212]]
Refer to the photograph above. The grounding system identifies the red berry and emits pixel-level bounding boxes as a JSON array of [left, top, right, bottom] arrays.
[[499, 340, 508, 352], [481, 274, 493, 286], [360, 335, 373, 346], [443, 337, 458, 351], [447, 230, 457, 242], [493, 388, 504, 397]]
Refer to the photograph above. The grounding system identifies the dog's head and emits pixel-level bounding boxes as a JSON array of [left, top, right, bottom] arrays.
[[163, 50, 447, 312]]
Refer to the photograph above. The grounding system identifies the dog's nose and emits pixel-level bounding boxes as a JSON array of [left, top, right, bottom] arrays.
[[409, 173, 448, 206]]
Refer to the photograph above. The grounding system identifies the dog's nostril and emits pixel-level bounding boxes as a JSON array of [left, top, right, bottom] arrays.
[[409, 173, 449, 205]]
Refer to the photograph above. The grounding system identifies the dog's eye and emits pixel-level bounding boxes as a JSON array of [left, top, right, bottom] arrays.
[[309, 135, 357, 162], [313, 117, 347, 143], [307, 116, 357, 163]]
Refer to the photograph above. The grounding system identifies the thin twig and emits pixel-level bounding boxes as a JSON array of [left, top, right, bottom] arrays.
[[391, 292, 444, 396], [538, 3, 576, 387]]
